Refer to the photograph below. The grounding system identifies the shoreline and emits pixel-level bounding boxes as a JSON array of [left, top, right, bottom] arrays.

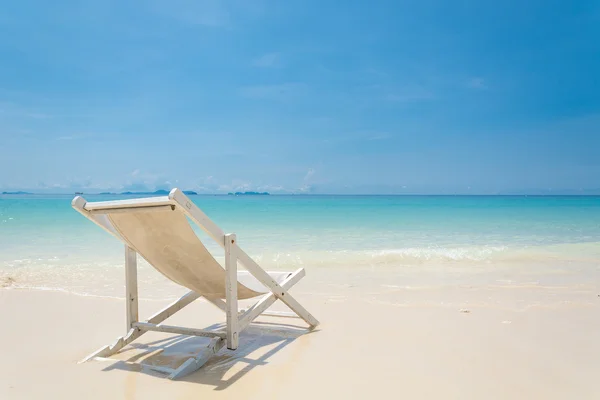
[[2, 255, 599, 304]]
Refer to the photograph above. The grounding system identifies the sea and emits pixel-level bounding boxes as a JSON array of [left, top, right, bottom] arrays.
[[1, 194, 599, 299]]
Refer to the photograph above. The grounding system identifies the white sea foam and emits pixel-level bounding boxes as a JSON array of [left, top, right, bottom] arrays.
[[2, 242, 598, 299], [252, 242, 600, 268]]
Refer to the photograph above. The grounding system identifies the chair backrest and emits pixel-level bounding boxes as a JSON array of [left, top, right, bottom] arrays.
[[75, 197, 266, 300]]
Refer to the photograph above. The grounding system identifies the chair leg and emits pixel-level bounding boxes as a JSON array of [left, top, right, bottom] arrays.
[[80, 328, 140, 362], [125, 246, 139, 331], [236, 249, 320, 328], [237, 268, 315, 331], [225, 234, 239, 350], [80, 291, 200, 363]]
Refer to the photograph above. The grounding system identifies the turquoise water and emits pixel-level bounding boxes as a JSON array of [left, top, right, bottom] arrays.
[[1, 194, 600, 297]]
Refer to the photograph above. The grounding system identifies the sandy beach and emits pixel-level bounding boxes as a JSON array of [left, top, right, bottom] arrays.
[[1, 0, 599, 396], [2, 267, 599, 400]]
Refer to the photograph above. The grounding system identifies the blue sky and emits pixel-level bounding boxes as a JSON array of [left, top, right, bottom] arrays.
[[1, 0, 599, 194]]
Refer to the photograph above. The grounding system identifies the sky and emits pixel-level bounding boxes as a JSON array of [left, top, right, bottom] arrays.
[[1, 0, 599, 194]]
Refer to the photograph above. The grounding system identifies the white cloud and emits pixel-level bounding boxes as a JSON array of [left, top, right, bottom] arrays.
[[217, 180, 253, 193], [297, 184, 314, 193], [6, 172, 322, 195], [256, 184, 284, 192], [252, 53, 281, 68], [296, 168, 317, 193], [303, 168, 316, 182], [54, 133, 93, 141], [119, 169, 171, 192], [467, 77, 487, 90], [234, 181, 251, 191]]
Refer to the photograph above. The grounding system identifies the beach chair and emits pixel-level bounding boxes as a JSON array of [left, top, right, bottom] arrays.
[[72, 188, 319, 379]]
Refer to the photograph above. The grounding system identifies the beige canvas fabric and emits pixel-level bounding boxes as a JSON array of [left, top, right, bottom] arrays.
[[107, 208, 290, 300]]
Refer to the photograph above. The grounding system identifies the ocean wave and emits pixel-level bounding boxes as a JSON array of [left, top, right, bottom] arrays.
[[252, 242, 600, 268]]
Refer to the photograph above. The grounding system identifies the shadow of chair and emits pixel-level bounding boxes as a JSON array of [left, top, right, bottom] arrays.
[[100, 321, 318, 390]]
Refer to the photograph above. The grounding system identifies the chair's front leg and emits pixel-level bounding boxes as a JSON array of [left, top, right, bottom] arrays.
[[224, 233, 239, 350], [125, 245, 139, 332]]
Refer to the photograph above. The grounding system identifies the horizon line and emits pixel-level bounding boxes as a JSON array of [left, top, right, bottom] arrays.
[[3, 192, 600, 197]]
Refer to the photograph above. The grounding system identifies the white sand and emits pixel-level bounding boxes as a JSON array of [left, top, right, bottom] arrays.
[[1, 271, 600, 399]]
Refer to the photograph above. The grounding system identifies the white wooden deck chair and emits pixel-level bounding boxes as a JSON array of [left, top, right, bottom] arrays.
[[72, 188, 319, 379]]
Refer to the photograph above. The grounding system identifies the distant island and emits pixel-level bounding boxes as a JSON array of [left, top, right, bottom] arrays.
[[2, 191, 33, 195], [227, 191, 270, 196], [117, 190, 198, 195], [120, 190, 169, 195]]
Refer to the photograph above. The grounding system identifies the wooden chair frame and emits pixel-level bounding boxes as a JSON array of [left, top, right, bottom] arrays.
[[72, 189, 319, 379]]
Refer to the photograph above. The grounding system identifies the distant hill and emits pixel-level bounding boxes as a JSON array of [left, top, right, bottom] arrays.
[[227, 191, 270, 196], [2, 191, 33, 195]]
